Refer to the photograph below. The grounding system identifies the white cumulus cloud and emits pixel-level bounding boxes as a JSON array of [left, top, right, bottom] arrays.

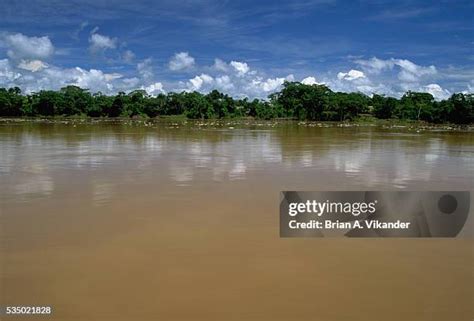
[[423, 83, 451, 100], [143, 82, 165, 96], [261, 77, 285, 92], [1, 31, 469, 103], [89, 32, 117, 52], [337, 69, 366, 81], [169, 52, 195, 71], [230, 61, 249, 76], [215, 75, 234, 91], [213, 58, 228, 72], [188, 73, 213, 91], [354, 57, 394, 74], [355, 57, 436, 83], [18, 60, 48, 72], [72, 67, 122, 91], [0, 59, 22, 84], [301, 76, 319, 85], [2, 33, 54, 60], [137, 58, 154, 81], [253, 74, 293, 93]]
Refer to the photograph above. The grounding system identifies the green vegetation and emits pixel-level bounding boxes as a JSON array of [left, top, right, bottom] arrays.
[[0, 82, 472, 124]]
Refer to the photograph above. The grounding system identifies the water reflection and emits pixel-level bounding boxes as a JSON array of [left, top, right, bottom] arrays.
[[13, 175, 54, 200], [169, 165, 194, 185], [1, 120, 473, 204], [92, 181, 115, 206]]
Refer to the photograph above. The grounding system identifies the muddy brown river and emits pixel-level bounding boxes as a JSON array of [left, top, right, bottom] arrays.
[[1, 119, 473, 321]]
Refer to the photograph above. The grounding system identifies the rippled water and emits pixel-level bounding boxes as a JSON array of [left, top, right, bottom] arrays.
[[2, 120, 473, 199], [1, 119, 473, 321]]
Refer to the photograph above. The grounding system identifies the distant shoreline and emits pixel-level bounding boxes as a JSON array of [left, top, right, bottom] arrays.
[[1, 116, 472, 132], [2, 84, 473, 124]]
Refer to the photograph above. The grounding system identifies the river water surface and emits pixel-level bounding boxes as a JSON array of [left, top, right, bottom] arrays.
[[1, 119, 473, 321]]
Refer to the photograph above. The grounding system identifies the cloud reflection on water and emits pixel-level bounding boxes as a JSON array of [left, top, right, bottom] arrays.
[[1, 124, 473, 204]]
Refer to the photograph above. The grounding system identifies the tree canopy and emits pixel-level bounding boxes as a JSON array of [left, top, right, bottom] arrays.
[[0, 83, 472, 124]]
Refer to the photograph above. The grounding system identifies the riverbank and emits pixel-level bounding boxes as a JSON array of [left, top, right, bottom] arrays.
[[1, 116, 472, 132]]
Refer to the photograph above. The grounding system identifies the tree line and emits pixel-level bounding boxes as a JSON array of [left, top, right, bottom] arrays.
[[0, 82, 472, 124]]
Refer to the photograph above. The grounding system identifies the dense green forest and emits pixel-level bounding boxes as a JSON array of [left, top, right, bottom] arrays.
[[0, 82, 472, 124]]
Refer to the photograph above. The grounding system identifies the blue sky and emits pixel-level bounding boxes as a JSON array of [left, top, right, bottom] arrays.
[[0, 0, 472, 99]]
